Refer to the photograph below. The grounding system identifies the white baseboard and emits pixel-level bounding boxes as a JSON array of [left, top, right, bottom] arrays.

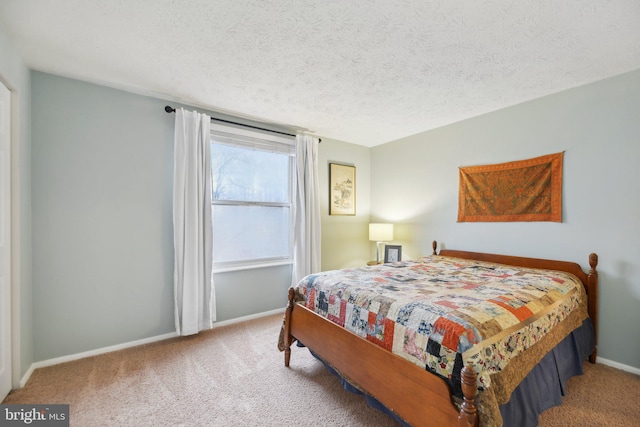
[[211, 308, 284, 329], [19, 308, 285, 388], [596, 356, 640, 376], [19, 365, 35, 389], [20, 331, 178, 387]]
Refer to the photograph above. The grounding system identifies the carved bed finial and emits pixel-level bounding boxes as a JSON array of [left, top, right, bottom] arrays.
[[432, 240, 438, 255]]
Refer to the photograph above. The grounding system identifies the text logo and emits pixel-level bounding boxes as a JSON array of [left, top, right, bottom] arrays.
[[1, 405, 69, 426]]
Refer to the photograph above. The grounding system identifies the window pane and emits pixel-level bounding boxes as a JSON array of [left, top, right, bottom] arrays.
[[211, 143, 290, 203], [213, 205, 290, 263]]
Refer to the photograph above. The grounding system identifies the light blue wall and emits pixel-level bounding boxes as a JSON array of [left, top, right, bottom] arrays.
[[31, 72, 175, 361], [371, 69, 640, 369], [30, 72, 302, 361], [0, 22, 33, 382], [29, 71, 369, 362]]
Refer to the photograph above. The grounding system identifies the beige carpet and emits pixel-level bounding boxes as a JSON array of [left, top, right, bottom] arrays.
[[3, 314, 639, 426]]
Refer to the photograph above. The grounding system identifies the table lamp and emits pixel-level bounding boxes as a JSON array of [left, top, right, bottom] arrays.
[[369, 223, 394, 264]]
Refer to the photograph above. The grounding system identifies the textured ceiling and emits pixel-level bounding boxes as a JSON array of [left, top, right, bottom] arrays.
[[1, 1, 640, 147]]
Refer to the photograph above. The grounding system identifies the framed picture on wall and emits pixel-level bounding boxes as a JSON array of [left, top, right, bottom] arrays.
[[329, 163, 356, 215], [384, 245, 402, 263]]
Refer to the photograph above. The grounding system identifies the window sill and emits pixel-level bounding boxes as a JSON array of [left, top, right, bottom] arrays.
[[213, 260, 293, 274]]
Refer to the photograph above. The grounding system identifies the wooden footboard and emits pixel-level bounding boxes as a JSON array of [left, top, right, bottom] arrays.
[[283, 287, 478, 427]]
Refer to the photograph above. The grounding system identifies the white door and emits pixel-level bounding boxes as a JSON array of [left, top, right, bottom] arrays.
[[0, 81, 11, 401]]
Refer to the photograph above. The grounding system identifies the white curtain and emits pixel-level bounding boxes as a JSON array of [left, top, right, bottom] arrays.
[[291, 134, 322, 286], [173, 108, 216, 336]]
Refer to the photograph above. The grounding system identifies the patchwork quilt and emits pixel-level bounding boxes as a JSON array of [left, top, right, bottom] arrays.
[[294, 255, 587, 395]]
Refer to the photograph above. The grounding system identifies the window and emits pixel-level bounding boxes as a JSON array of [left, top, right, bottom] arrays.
[[210, 123, 295, 270]]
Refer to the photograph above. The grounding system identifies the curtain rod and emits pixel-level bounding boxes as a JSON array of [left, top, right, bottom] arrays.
[[165, 106, 320, 141]]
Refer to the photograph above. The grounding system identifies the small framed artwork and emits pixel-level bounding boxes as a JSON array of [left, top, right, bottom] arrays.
[[329, 163, 356, 215], [384, 245, 402, 263]]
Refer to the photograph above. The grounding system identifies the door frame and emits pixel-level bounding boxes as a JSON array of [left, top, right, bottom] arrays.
[[10, 81, 21, 389], [0, 75, 21, 395]]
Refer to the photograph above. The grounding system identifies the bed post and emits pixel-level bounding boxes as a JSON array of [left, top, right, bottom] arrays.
[[432, 240, 438, 255], [587, 253, 598, 364], [457, 366, 479, 427], [283, 287, 295, 367]]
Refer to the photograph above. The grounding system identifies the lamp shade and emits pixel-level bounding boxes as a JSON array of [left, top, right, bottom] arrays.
[[369, 223, 394, 242]]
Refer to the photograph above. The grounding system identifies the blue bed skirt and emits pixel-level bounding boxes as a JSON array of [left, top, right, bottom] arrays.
[[310, 318, 594, 427]]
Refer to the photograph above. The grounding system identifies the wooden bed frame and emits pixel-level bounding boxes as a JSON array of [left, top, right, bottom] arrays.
[[282, 242, 599, 427]]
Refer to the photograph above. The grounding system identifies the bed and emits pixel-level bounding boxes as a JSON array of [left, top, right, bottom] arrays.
[[279, 242, 598, 427]]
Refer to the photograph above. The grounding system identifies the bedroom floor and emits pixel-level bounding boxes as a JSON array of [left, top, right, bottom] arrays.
[[3, 314, 639, 426]]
